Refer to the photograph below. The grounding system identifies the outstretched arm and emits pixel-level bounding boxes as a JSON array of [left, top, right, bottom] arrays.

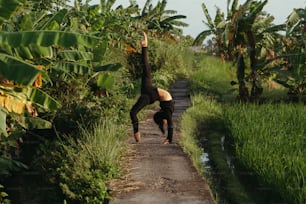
[[141, 32, 148, 47]]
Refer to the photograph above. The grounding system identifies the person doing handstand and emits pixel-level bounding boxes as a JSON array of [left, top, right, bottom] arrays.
[[130, 32, 175, 144]]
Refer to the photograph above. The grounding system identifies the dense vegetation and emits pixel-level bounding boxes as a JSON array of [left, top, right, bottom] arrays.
[[0, 0, 305, 203]]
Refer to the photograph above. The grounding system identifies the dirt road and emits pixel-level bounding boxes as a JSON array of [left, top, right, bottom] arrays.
[[109, 79, 215, 204]]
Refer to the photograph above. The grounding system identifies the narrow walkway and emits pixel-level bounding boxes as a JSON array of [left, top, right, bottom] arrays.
[[110, 79, 215, 204]]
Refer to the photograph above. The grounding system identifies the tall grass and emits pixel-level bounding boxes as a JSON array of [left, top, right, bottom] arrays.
[[180, 95, 222, 173], [189, 54, 236, 99], [182, 53, 306, 203], [180, 94, 256, 203], [78, 118, 127, 174], [34, 119, 128, 203], [223, 103, 306, 204]]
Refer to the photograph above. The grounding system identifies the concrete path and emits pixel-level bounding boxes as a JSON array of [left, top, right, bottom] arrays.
[[110, 79, 215, 204]]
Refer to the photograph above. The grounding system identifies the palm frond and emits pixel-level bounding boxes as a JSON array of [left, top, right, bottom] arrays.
[[193, 30, 213, 46]]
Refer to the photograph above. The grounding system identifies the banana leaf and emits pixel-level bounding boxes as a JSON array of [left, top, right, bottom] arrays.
[[58, 50, 93, 62], [54, 61, 92, 75], [13, 45, 53, 59], [29, 44, 53, 59], [93, 63, 122, 72], [14, 46, 34, 59], [0, 53, 41, 86], [97, 72, 114, 90], [93, 41, 108, 62], [0, 0, 24, 23], [0, 31, 101, 48], [13, 115, 52, 129], [26, 88, 61, 111], [38, 9, 68, 30], [0, 157, 28, 175]]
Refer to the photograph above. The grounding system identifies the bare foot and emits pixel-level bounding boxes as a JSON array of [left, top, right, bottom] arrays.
[[162, 139, 170, 144], [134, 132, 141, 143]]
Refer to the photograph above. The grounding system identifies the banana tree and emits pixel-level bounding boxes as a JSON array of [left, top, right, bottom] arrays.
[[0, 0, 118, 136], [270, 8, 305, 101], [225, 0, 268, 100], [193, 2, 227, 57], [138, 0, 188, 39]]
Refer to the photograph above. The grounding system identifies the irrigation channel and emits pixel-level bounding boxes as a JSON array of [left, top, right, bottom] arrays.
[[198, 116, 286, 204]]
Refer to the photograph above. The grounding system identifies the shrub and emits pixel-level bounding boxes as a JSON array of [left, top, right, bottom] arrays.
[[34, 119, 127, 203]]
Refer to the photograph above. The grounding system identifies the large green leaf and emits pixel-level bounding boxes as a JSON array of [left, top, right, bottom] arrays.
[[26, 88, 61, 111], [29, 44, 53, 58], [193, 30, 213, 46], [93, 41, 108, 62], [0, 0, 24, 23], [58, 50, 93, 62], [0, 157, 28, 175], [13, 45, 53, 59], [54, 61, 92, 75], [13, 115, 52, 129], [38, 9, 68, 30], [97, 72, 114, 90], [0, 31, 101, 48], [201, 3, 214, 30], [14, 46, 34, 59], [0, 53, 40, 86], [93, 63, 122, 72]]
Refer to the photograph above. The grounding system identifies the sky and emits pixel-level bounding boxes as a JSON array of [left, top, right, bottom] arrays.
[[90, 0, 306, 37]]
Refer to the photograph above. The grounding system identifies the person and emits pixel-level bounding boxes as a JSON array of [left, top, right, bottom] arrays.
[[130, 32, 175, 144]]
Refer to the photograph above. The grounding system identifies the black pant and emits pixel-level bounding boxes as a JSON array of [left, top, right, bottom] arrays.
[[130, 90, 159, 133], [153, 100, 175, 142]]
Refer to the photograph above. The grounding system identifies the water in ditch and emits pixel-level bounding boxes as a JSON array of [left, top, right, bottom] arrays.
[[200, 135, 284, 204]]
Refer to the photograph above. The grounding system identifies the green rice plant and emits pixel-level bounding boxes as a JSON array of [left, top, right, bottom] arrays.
[[180, 95, 210, 172], [190, 54, 237, 101], [180, 95, 254, 203], [180, 94, 223, 176], [223, 103, 306, 204]]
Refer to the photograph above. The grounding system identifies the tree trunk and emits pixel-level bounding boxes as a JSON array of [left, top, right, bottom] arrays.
[[246, 31, 263, 100], [237, 55, 249, 102]]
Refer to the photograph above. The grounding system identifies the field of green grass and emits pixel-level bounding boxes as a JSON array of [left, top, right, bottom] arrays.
[[180, 53, 306, 203]]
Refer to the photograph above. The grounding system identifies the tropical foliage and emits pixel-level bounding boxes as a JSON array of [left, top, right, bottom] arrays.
[[0, 0, 304, 203], [184, 53, 305, 203], [195, 0, 305, 101], [0, 0, 189, 202]]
